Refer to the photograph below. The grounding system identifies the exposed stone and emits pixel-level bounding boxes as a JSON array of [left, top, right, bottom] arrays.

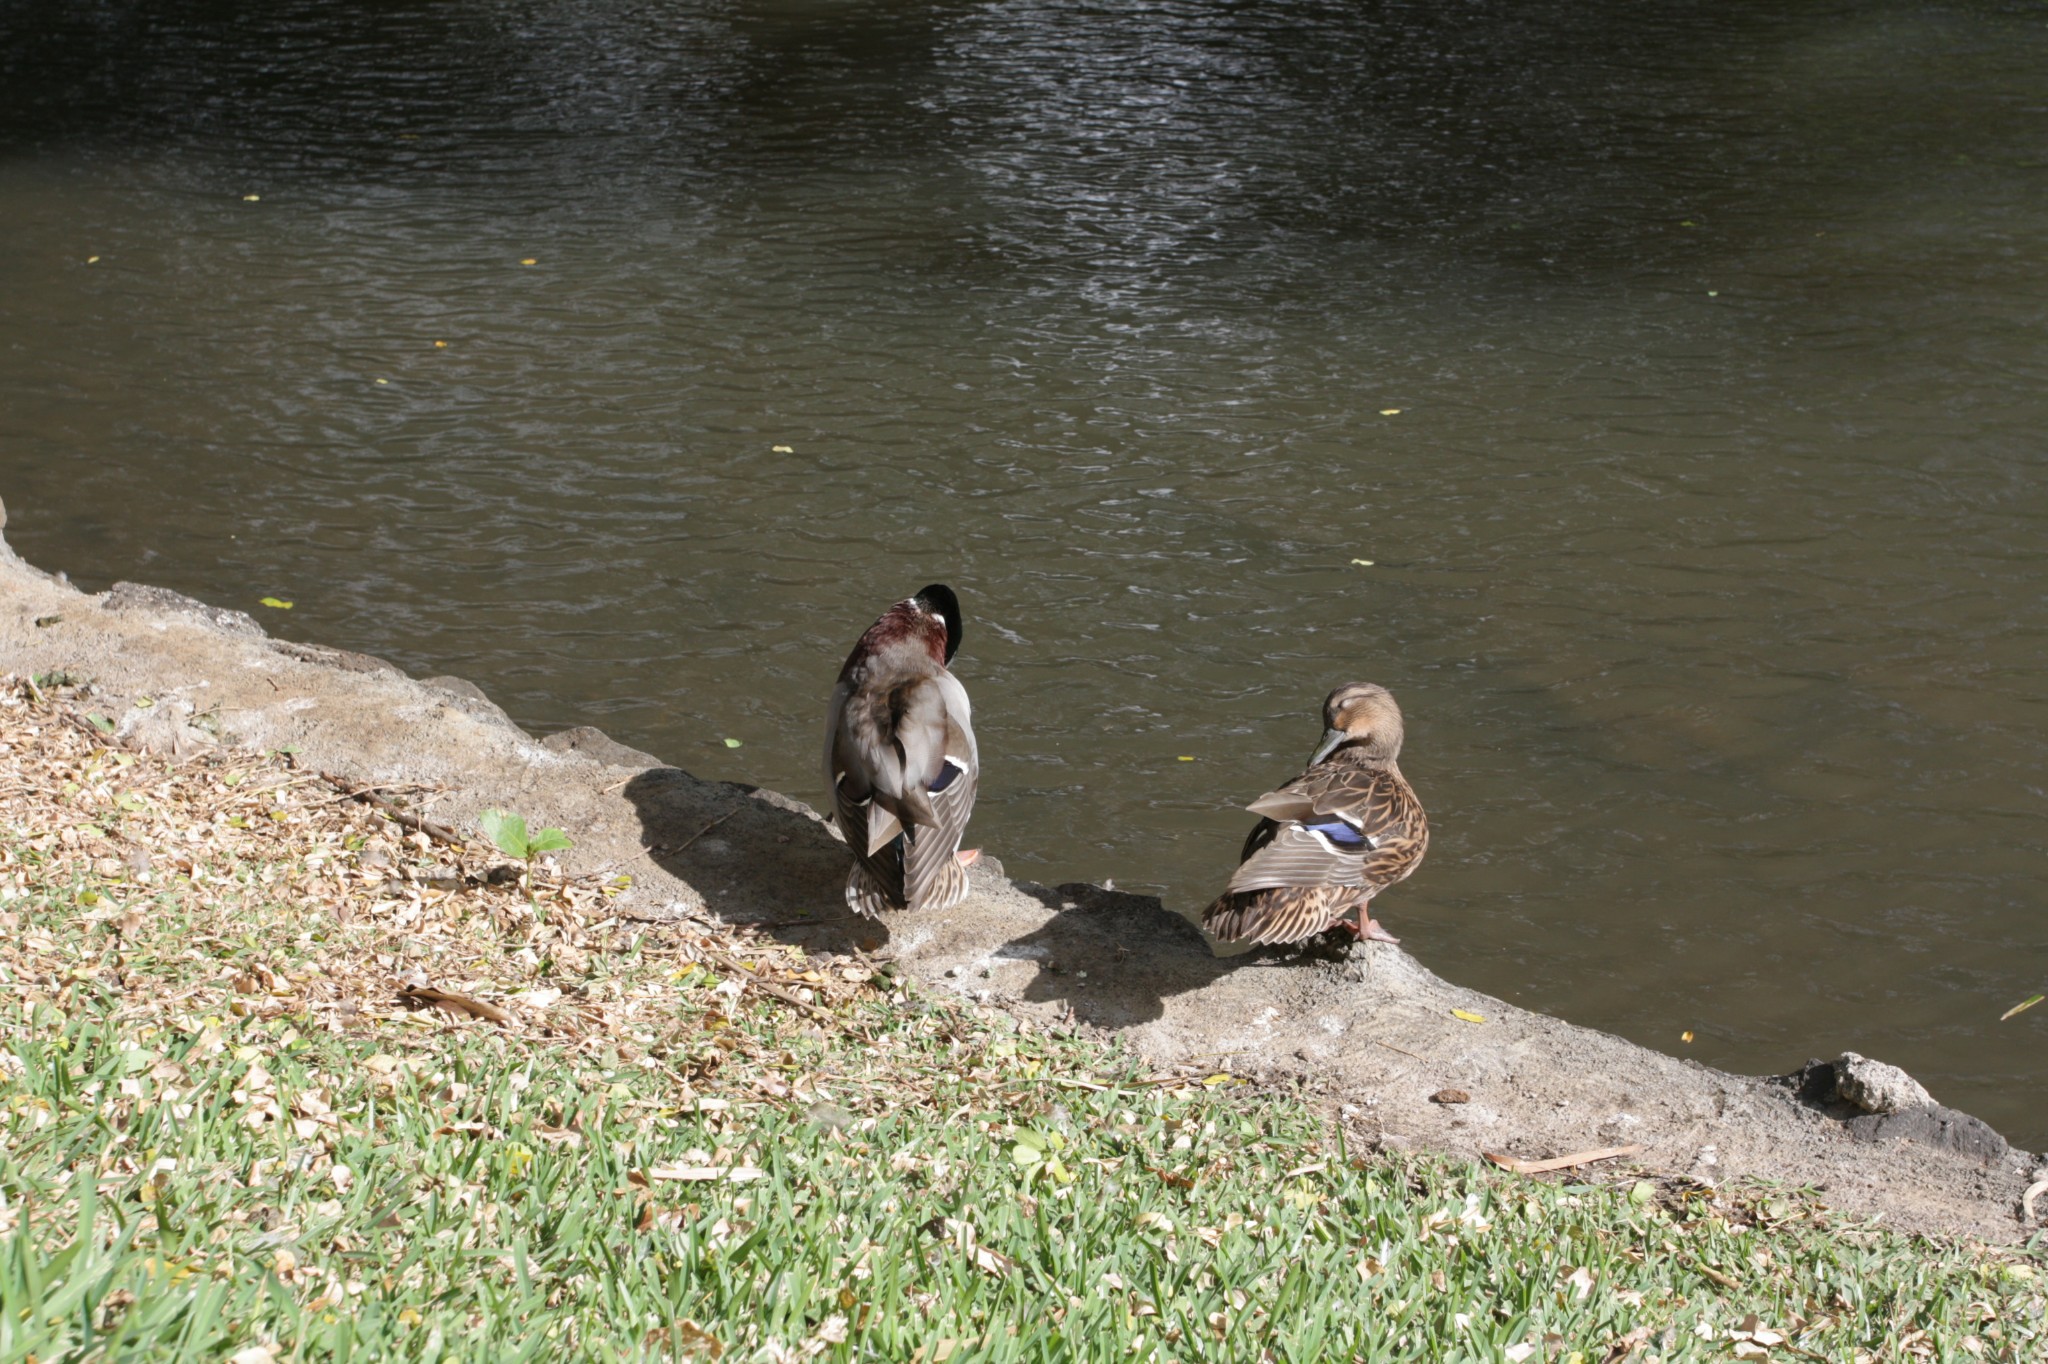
[[543, 724, 665, 771], [269, 639, 405, 677], [419, 674, 520, 730], [1848, 1105, 2009, 1167], [102, 582, 265, 637], [1834, 1051, 1935, 1115]]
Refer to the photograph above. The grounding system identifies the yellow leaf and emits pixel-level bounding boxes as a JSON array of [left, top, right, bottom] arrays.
[[1681, 1029, 1696, 1043], [1379, 408, 1401, 416], [1451, 1008, 1485, 1024], [1177, 755, 1195, 762], [723, 738, 742, 748], [259, 597, 293, 610], [434, 340, 448, 348], [772, 444, 794, 453], [1351, 558, 1374, 566], [1201, 1072, 1233, 1087], [87, 255, 100, 264], [521, 257, 538, 265], [242, 194, 261, 202]]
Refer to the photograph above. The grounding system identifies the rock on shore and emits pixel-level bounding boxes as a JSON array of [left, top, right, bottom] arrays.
[[0, 507, 2037, 1241]]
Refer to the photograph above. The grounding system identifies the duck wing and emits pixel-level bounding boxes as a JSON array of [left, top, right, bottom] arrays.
[[900, 670, 978, 912], [1225, 763, 1426, 896]]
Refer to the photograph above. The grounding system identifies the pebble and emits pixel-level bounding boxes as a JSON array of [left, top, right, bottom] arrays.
[[1833, 1051, 1934, 1115]]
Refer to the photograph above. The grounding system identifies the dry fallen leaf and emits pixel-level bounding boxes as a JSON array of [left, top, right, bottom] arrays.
[[1451, 1008, 1485, 1024], [398, 985, 512, 1025]]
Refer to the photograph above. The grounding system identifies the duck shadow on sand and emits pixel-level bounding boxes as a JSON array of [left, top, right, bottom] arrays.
[[621, 765, 894, 958], [620, 764, 1303, 1027]]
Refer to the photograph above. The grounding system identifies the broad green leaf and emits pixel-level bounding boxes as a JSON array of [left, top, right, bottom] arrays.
[[528, 827, 573, 854], [479, 808, 528, 858]]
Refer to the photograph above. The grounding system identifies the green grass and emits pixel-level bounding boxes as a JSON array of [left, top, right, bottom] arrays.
[[1, 684, 2043, 1361], [5, 950, 2043, 1362]]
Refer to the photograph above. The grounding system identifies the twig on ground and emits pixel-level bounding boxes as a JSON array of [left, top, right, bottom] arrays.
[[652, 808, 740, 859], [1483, 1144, 1644, 1176], [320, 770, 467, 847]]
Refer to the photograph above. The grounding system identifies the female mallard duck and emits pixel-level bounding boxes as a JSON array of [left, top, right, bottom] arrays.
[[1203, 682, 1428, 946], [823, 584, 979, 917]]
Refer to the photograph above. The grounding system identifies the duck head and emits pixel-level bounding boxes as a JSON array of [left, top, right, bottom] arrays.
[[914, 583, 963, 663], [840, 583, 963, 677], [1306, 681, 1404, 765]]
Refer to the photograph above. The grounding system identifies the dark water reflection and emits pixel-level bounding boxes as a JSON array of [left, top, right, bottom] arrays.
[[4, 0, 2047, 1143]]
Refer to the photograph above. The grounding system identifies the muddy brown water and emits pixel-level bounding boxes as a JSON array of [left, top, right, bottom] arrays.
[[4, 0, 2047, 1145]]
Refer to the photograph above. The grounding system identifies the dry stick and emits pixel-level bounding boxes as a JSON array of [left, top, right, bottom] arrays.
[[1482, 1143, 1644, 1176], [696, 944, 835, 1022], [319, 771, 466, 847], [654, 808, 740, 858], [1373, 1039, 1427, 1061]]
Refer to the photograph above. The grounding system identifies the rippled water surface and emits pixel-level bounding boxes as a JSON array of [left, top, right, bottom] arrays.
[[5, 0, 2047, 1142]]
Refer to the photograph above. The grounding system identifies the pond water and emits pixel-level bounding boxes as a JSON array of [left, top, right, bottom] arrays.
[[5, 0, 2047, 1144]]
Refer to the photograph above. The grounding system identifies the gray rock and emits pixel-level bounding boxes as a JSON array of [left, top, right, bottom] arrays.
[[543, 725, 665, 771], [1847, 1105, 2009, 1167], [269, 639, 404, 677], [103, 582, 266, 638], [1834, 1051, 1934, 1115]]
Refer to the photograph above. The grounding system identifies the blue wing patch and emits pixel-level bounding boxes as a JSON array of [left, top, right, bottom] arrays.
[[1302, 818, 1369, 847]]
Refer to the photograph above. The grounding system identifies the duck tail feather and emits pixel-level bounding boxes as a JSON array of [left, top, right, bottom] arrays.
[[844, 863, 899, 919]]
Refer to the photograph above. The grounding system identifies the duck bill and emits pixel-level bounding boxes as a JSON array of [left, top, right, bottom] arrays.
[[1306, 726, 1349, 766]]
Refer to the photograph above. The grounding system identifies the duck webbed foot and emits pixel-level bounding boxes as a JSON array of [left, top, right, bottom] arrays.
[[1328, 910, 1399, 944]]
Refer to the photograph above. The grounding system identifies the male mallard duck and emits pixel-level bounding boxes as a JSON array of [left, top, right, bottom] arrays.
[[1203, 682, 1428, 946], [823, 584, 979, 917]]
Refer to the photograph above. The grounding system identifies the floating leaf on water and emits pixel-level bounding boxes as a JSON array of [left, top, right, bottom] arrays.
[[772, 444, 794, 453], [521, 258, 538, 266], [1177, 755, 1195, 762], [723, 737, 742, 748], [1451, 1008, 1486, 1024], [87, 256, 100, 264], [434, 340, 448, 348], [375, 378, 389, 385], [1379, 408, 1402, 416], [242, 194, 261, 202], [1351, 558, 1375, 566], [2000, 994, 2043, 1022], [259, 597, 293, 609], [1681, 1029, 1696, 1043]]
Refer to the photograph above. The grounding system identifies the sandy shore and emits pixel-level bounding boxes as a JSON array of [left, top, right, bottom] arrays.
[[1, 495, 2037, 1241]]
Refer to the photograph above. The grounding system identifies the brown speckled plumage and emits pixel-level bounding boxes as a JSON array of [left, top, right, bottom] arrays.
[[822, 585, 978, 917], [1203, 683, 1428, 946]]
